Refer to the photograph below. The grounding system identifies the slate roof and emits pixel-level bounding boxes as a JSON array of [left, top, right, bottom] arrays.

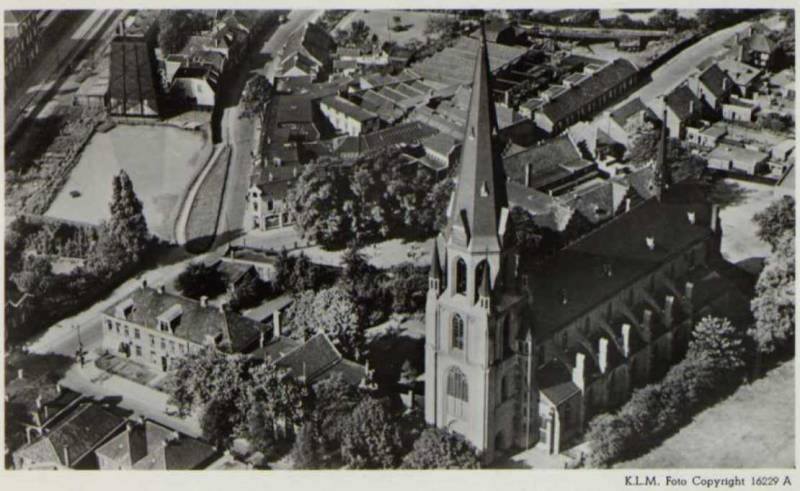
[[104, 287, 262, 352], [540, 59, 638, 126], [14, 402, 126, 468], [503, 135, 590, 189], [525, 181, 714, 339]]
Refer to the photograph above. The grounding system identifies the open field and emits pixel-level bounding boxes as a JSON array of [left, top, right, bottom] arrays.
[[44, 124, 207, 240], [333, 10, 446, 45], [619, 360, 794, 468]]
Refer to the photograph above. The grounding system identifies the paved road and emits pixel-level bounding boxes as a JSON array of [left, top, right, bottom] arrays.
[[175, 144, 226, 245], [213, 10, 323, 245]]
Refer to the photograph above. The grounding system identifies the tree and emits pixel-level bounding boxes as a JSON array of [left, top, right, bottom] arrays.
[[687, 316, 748, 374], [11, 255, 54, 297], [283, 287, 364, 358], [201, 397, 239, 448], [387, 263, 428, 314], [88, 170, 150, 275], [175, 262, 227, 299], [241, 75, 272, 119], [392, 15, 403, 31], [168, 349, 252, 417], [753, 195, 795, 251], [229, 274, 269, 311], [750, 231, 795, 354], [311, 373, 363, 449], [157, 10, 211, 55], [401, 427, 480, 469], [585, 412, 637, 467], [340, 397, 402, 469], [291, 422, 325, 469]]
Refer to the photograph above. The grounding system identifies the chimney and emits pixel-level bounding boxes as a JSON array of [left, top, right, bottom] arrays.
[[17, 368, 24, 380], [664, 295, 675, 326], [63, 445, 70, 467], [56, 383, 61, 394], [141, 280, 148, 290], [598, 338, 609, 374], [723, 78, 728, 91], [645, 236, 655, 251], [525, 163, 532, 187], [624, 198, 631, 213], [157, 285, 165, 295], [200, 296, 208, 308], [572, 352, 585, 391], [218, 302, 226, 314], [621, 323, 631, 358], [710, 204, 721, 232], [268, 172, 274, 182], [273, 309, 282, 339], [35, 395, 43, 409], [259, 331, 265, 348], [125, 420, 135, 433], [641, 309, 653, 342], [687, 211, 696, 224]]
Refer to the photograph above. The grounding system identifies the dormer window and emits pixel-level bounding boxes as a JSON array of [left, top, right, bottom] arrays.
[[157, 304, 183, 335], [115, 298, 135, 320]]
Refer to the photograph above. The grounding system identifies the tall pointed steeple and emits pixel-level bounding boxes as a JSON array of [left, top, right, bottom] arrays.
[[654, 108, 671, 201], [446, 23, 508, 250]]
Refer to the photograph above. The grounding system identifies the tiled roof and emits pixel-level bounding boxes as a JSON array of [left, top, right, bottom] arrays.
[[321, 95, 378, 122], [132, 421, 217, 470], [412, 36, 526, 86], [664, 85, 702, 121], [251, 163, 302, 200], [538, 359, 581, 405], [283, 22, 335, 69], [104, 287, 262, 352], [541, 59, 638, 125], [698, 64, 733, 99], [15, 402, 126, 468], [610, 97, 656, 128], [503, 135, 589, 189], [251, 335, 302, 361]]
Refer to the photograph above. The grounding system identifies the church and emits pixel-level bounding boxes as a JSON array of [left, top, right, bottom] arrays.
[[424, 26, 751, 463]]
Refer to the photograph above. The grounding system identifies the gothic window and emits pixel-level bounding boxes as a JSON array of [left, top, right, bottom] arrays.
[[451, 314, 465, 351], [456, 258, 468, 295], [503, 316, 512, 357], [475, 260, 489, 303], [446, 367, 468, 419]]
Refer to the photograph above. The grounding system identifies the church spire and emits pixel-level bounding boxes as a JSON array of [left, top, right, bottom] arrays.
[[654, 108, 671, 201], [446, 23, 508, 249]]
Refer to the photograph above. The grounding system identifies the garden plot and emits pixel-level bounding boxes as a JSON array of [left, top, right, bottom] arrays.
[[45, 124, 207, 240]]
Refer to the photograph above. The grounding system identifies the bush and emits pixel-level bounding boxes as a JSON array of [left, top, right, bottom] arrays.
[[340, 397, 403, 469], [401, 427, 481, 469], [175, 262, 228, 299]]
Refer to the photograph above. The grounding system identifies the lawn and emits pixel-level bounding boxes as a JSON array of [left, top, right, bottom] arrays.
[[333, 10, 446, 45], [619, 359, 794, 468], [44, 124, 208, 240], [290, 237, 434, 269], [710, 178, 776, 268], [185, 145, 232, 252]]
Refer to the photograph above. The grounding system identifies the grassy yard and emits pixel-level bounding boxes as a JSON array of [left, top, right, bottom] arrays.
[[619, 359, 794, 468], [333, 10, 446, 45], [95, 353, 158, 386], [44, 124, 208, 240], [185, 145, 231, 252]]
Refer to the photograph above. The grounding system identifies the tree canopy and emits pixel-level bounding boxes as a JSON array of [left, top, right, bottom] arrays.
[[750, 230, 795, 354], [401, 427, 481, 469], [157, 10, 212, 55], [340, 397, 403, 469], [175, 262, 228, 299], [753, 195, 795, 251]]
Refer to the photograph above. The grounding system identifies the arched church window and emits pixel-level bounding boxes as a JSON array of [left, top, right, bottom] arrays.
[[451, 314, 465, 351], [456, 258, 468, 295], [447, 367, 468, 401], [475, 260, 489, 303]]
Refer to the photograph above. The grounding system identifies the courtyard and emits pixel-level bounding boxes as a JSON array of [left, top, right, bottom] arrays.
[[44, 124, 209, 241], [712, 178, 776, 269]]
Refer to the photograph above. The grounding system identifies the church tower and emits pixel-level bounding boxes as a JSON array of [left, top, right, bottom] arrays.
[[424, 25, 535, 463]]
